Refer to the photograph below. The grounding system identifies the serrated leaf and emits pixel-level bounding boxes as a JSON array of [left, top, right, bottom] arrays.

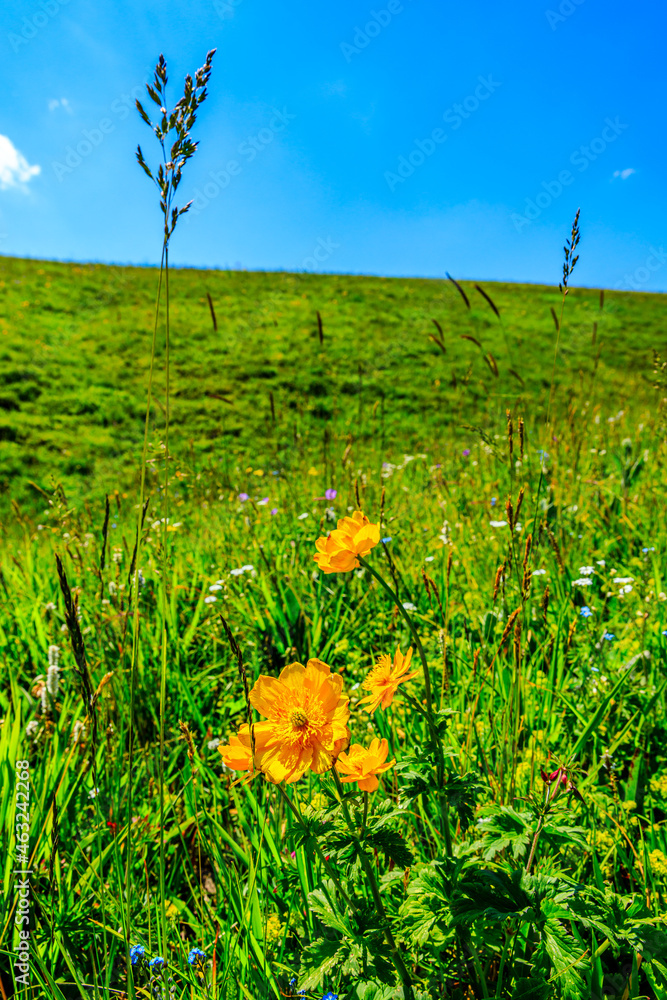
[[308, 884, 352, 937], [542, 919, 587, 1000], [298, 938, 344, 991], [511, 975, 553, 999], [365, 827, 414, 869], [443, 772, 483, 833]]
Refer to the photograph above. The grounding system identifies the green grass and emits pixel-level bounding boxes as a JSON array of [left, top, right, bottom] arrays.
[[0, 254, 664, 514], [1, 251, 667, 999]]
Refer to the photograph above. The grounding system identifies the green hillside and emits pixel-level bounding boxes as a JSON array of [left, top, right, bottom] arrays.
[[0, 254, 663, 514]]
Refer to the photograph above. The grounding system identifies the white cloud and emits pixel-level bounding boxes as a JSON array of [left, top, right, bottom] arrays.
[[48, 97, 72, 113], [612, 168, 636, 181], [0, 135, 41, 190]]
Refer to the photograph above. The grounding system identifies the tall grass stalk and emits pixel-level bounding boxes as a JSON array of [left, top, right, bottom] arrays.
[[125, 48, 215, 986]]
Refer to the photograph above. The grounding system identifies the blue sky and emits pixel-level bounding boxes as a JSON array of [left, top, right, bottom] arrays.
[[0, 0, 665, 290]]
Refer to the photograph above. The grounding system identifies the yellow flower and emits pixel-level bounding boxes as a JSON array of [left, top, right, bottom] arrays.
[[313, 510, 380, 574], [357, 646, 419, 713], [649, 849, 667, 879], [650, 773, 667, 798], [217, 730, 260, 784], [265, 913, 284, 945], [336, 737, 396, 792], [231, 659, 350, 784]]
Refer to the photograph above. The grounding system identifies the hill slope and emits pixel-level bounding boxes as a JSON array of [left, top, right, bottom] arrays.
[[0, 256, 663, 511]]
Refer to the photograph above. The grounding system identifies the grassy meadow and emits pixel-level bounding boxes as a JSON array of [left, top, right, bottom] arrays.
[[0, 252, 664, 514], [1, 246, 667, 999]]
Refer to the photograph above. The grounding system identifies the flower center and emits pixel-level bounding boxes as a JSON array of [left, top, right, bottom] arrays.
[[290, 709, 309, 729]]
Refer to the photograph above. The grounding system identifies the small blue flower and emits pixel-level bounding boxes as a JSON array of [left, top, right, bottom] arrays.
[[129, 944, 145, 965], [490, 497, 497, 506], [662, 630, 667, 637], [642, 546, 655, 553], [322, 993, 339, 1000], [603, 632, 615, 641], [188, 947, 206, 966], [289, 978, 297, 989], [381, 536, 392, 544], [148, 955, 165, 969], [580, 606, 593, 618]]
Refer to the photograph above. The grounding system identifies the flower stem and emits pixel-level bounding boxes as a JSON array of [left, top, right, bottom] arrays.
[[361, 791, 369, 836], [525, 783, 553, 874], [331, 770, 414, 1000], [359, 555, 452, 854], [276, 783, 358, 913], [359, 556, 433, 713]]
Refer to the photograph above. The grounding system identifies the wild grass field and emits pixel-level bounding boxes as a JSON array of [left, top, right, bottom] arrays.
[[0, 251, 664, 515], [2, 53, 667, 1000]]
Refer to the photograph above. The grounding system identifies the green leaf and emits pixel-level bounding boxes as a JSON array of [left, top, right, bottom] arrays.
[[399, 860, 459, 948], [365, 826, 414, 869], [511, 975, 553, 999], [443, 771, 483, 833], [308, 883, 353, 938], [542, 918, 587, 1000], [471, 805, 534, 860], [298, 938, 344, 991], [452, 864, 535, 924]]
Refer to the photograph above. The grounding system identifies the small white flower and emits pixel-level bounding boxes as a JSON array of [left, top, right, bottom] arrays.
[[26, 720, 39, 738], [578, 566, 595, 576], [108, 581, 117, 595], [424, 556, 435, 562], [71, 720, 86, 744], [230, 568, 244, 577], [402, 602, 417, 611], [489, 520, 508, 528], [613, 577, 634, 584], [209, 584, 222, 592], [207, 738, 221, 751], [44, 601, 56, 612], [619, 584, 633, 595], [572, 578, 593, 586], [46, 665, 60, 699], [204, 595, 217, 604], [297, 512, 309, 520], [596, 559, 606, 567], [241, 564, 254, 573], [89, 787, 100, 799], [438, 520, 452, 545], [532, 568, 547, 576]]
